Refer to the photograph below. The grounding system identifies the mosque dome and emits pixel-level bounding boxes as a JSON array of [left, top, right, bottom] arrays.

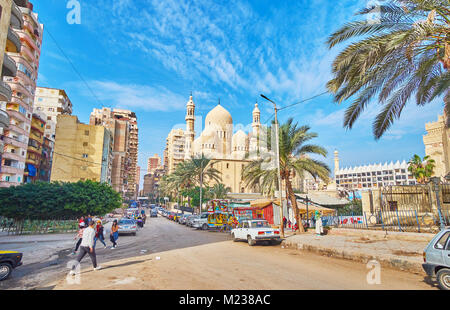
[[205, 103, 233, 129], [232, 130, 248, 149]]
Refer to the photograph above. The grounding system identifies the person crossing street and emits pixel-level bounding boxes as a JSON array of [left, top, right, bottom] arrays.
[[74, 219, 101, 271]]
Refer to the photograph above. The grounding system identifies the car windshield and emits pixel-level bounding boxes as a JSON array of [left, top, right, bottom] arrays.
[[250, 221, 270, 228], [119, 219, 134, 224]]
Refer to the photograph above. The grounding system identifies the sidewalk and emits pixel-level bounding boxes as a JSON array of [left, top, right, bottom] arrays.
[[281, 229, 431, 274]]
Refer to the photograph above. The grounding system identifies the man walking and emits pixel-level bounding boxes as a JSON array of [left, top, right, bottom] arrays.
[[75, 219, 101, 271]]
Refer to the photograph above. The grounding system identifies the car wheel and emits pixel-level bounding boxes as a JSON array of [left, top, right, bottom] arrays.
[[202, 224, 208, 231], [0, 262, 13, 281], [436, 268, 450, 290], [132, 232, 137, 236], [231, 233, 238, 242], [270, 240, 280, 246], [247, 235, 255, 246]]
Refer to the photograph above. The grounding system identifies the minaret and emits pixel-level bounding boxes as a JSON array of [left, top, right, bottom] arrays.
[[185, 93, 195, 159], [334, 150, 340, 177], [250, 101, 261, 158]]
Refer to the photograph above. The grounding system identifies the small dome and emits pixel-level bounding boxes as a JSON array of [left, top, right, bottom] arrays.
[[232, 130, 248, 152], [253, 103, 260, 114], [205, 103, 232, 129]]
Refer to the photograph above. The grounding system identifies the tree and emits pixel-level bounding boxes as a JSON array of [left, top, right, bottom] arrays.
[[408, 154, 436, 183], [327, 0, 449, 139], [0, 181, 122, 221], [242, 118, 330, 233], [209, 183, 232, 199]]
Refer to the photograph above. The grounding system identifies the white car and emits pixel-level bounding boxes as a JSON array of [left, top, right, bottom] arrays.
[[231, 220, 281, 246], [192, 213, 209, 230]]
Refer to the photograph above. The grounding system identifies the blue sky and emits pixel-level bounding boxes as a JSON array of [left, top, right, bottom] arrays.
[[34, 0, 445, 186]]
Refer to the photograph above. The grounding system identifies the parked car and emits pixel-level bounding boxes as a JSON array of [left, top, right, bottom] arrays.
[[179, 214, 190, 225], [174, 213, 183, 222], [231, 220, 281, 246], [168, 212, 175, 221], [192, 213, 210, 230], [118, 218, 138, 236], [0, 251, 23, 281], [150, 209, 158, 217], [186, 215, 198, 227], [422, 227, 450, 290]]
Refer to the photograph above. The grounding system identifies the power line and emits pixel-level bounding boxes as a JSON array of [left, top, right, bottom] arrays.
[[43, 26, 107, 108], [262, 91, 329, 124]]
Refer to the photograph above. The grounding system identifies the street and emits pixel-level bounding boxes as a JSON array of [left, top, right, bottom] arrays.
[[0, 215, 438, 290]]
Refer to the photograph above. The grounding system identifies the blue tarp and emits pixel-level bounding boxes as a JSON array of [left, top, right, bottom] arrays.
[[27, 164, 36, 177]]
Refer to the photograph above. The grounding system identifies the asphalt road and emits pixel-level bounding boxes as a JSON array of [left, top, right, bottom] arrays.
[[0, 213, 229, 290], [1, 213, 438, 290]]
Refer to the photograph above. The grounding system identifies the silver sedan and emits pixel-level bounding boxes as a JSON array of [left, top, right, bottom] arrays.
[[118, 218, 138, 236]]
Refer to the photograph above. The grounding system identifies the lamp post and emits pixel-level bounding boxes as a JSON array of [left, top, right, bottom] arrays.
[[260, 94, 285, 238], [430, 176, 446, 230]]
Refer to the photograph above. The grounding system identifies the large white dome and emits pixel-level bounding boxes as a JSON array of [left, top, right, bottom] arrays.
[[205, 104, 232, 129]]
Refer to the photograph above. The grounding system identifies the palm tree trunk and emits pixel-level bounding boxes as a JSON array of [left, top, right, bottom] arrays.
[[285, 177, 305, 233]]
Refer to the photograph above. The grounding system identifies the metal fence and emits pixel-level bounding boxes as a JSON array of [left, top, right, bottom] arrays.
[[0, 217, 78, 235], [317, 208, 450, 233]]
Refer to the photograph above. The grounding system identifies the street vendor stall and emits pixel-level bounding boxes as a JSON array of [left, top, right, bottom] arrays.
[[231, 198, 280, 225], [207, 200, 233, 230]]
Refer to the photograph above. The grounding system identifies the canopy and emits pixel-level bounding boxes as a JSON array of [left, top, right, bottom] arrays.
[[297, 202, 335, 217], [250, 198, 281, 208]]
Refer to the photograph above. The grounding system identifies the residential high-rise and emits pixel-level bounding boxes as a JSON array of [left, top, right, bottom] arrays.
[[90, 107, 130, 197], [1, 0, 43, 187], [135, 165, 140, 197], [33, 87, 72, 141], [147, 153, 161, 173], [164, 128, 185, 174], [111, 109, 138, 199], [50, 115, 113, 184], [39, 135, 53, 181], [23, 111, 44, 182]]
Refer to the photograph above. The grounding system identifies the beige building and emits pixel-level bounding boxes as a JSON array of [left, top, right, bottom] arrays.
[[111, 109, 138, 199], [164, 128, 186, 174], [34, 87, 72, 141], [423, 113, 450, 179], [147, 153, 161, 173], [50, 115, 113, 184]]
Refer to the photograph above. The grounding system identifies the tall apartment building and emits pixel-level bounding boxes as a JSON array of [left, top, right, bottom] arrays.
[[23, 111, 43, 182], [147, 153, 161, 173], [143, 167, 165, 197], [1, 0, 42, 187], [50, 115, 113, 184], [90, 107, 130, 197], [135, 165, 140, 196], [164, 128, 185, 174], [39, 135, 53, 181], [112, 109, 138, 199], [33, 87, 72, 141]]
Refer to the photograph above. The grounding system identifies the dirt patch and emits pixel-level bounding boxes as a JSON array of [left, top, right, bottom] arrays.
[[351, 237, 387, 244]]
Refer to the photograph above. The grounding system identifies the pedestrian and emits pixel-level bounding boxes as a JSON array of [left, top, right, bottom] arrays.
[[288, 220, 291, 229], [84, 214, 92, 227], [293, 221, 298, 232], [78, 216, 84, 226], [110, 219, 119, 249], [73, 219, 101, 272], [94, 220, 107, 249], [315, 210, 323, 236], [71, 222, 85, 255], [283, 216, 287, 229]]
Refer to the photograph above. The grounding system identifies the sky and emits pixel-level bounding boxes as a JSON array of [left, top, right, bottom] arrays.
[[33, 0, 445, 187]]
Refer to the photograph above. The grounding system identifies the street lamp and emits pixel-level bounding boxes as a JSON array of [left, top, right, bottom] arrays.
[[430, 176, 446, 230], [260, 94, 285, 238]]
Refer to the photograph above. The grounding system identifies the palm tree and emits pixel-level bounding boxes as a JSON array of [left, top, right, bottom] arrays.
[[180, 154, 222, 212], [408, 154, 436, 183], [242, 118, 330, 234], [209, 183, 232, 199], [327, 0, 449, 139]]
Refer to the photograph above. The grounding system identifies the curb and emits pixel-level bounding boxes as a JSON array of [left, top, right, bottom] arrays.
[[281, 240, 424, 275]]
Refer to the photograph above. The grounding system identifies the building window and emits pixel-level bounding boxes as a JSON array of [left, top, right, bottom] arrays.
[[83, 142, 88, 146], [82, 154, 88, 158], [84, 130, 89, 136]]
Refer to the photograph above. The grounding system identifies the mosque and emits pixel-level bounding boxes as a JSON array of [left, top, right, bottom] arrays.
[[181, 94, 264, 193]]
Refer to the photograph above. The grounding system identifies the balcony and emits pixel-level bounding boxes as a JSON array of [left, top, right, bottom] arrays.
[[3, 54, 17, 77], [0, 82, 12, 102], [0, 181, 21, 187], [3, 151, 24, 162], [1, 165, 23, 175], [3, 136, 27, 149], [7, 27, 21, 53], [7, 108, 27, 123], [10, 2, 24, 29], [0, 109, 9, 129]]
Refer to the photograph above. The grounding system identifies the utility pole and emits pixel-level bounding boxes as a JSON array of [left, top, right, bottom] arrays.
[[261, 94, 285, 238]]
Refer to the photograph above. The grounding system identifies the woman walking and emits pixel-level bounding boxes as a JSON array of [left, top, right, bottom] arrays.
[[71, 222, 85, 255], [94, 220, 107, 249], [110, 219, 119, 249]]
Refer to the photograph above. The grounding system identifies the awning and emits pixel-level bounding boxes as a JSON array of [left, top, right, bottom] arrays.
[[296, 201, 335, 217], [250, 198, 281, 208], [27, 163, 36, 177]]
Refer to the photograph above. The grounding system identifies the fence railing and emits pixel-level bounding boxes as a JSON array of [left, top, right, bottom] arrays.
[[315, 209, 450, 233], [0, 217, 78, 235]]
